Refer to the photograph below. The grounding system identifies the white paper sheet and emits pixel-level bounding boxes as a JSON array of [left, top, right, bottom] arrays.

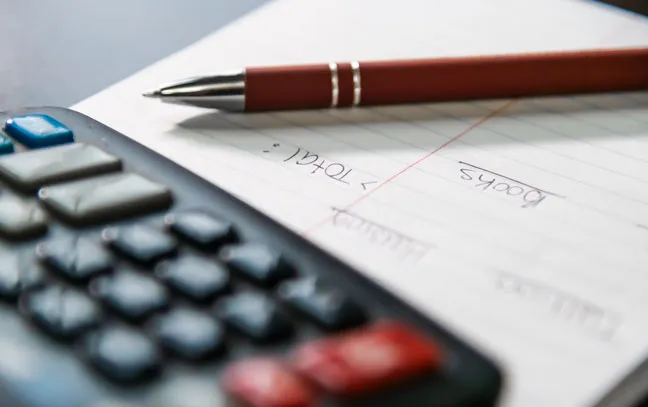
[[72, 0, 648, 405]]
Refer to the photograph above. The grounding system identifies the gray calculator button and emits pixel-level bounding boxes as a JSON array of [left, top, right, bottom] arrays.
[[38, 173, 172, 224], [0, 143, 121, 191], [0, 193, 48, 238]]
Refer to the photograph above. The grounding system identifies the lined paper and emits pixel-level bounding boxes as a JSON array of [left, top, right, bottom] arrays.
[[72, 1, 648, 406]]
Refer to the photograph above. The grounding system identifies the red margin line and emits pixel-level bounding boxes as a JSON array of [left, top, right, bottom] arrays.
[[301, 99, 518, 236]]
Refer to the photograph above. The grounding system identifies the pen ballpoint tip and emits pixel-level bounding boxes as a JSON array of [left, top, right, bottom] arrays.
[[142, 90, 162, 98]]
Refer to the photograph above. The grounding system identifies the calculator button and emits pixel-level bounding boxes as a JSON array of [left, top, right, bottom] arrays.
[[219, 243, 295, 287], [38, 172, 172, 224], [152, 308, 225, 360], [91, 271, 169, 322], [221, 358, 316, 407], [156, 256, 230, 303], [84, 326, 161, 383], [36, 236, 113, 282], [165, 211, 236, 248], [277, 277, 367, 331], [290, 321, 443, 398], [0, 251, 46, 300], [0, 193, 48, 239], [0, 134, 14, 155], [21, 285, 102, 340], [3, 114, 74, 149], [216, 292, 293, 342], [103, 224, 177, 264], [0, 143, 121, 191]]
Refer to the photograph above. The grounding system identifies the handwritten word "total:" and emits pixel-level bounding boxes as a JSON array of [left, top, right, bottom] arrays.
[[274, 145, 377, 191], [331, 208, 432, 263], [495, 272, 621, 341], [458, 162, 561, 208]]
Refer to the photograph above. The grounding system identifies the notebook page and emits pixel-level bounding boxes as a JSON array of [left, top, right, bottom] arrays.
[[71, 0, 648, 406]]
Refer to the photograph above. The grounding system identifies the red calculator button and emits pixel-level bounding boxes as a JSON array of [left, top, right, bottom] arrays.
[[290, 320, 442, 397], [221, 358, 316, 407]]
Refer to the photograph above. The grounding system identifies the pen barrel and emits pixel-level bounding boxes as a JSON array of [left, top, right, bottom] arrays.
[[245, 65, 334, 111], [244, 48, 648, 111], [358, 48, 648, 106]]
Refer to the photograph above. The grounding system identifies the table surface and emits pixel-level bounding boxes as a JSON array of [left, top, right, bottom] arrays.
[[2, 1, 648, 407], [0, 0, 268, 111]]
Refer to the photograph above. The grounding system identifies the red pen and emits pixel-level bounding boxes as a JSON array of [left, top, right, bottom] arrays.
[[143, 47, 648, 112]]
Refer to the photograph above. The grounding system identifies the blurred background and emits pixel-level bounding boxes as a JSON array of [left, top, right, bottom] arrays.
[[1, 0, 646, 112], [0, 0, 268, 111]]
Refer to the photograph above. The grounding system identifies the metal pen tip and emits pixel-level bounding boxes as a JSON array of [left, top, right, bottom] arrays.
[[142, 90, 162, 98]]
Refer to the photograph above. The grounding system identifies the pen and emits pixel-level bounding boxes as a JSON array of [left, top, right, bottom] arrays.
[[142, 47, 648, 112]]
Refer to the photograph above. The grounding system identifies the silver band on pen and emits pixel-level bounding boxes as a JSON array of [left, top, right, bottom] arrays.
[[329, 62, 339, 108], [351, 61, 362, 107]]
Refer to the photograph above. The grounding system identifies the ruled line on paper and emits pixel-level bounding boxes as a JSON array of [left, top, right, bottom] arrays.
[[285, 95, 648, 261], [302, 99, 518, 235], [371, 97, 648, 228]]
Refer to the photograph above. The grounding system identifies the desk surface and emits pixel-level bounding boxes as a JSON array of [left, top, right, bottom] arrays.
[[0, 0, 268, 111]]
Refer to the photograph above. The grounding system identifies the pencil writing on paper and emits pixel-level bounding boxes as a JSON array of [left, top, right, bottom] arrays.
[[331, 208, 433, 263], [263, 142, 379, 191], [458, 161, 563, 208], [495, 272, 622, 341]]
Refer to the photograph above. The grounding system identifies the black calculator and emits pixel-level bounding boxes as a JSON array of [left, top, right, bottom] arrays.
[[0, 107, 504, 407]]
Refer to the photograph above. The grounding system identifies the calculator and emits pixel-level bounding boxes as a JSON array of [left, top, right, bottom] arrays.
[[0, 107, 504, 407]]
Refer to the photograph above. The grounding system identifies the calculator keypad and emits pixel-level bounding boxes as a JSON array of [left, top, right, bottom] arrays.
[[0, 112, 498, 407]]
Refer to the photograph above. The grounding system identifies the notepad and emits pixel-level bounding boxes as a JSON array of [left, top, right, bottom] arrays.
[[71, 0, 648, 406]]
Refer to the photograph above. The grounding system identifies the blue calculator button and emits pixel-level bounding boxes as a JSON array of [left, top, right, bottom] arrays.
[[0, 135, 14, 155], [3, 114, 74, 149]]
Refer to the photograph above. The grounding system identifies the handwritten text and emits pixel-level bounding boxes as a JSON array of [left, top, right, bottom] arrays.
[[458, 162, 560, 208], [331, 208, 432, 263], [264, 144, 378, 191], [495, 272, 621, 341]]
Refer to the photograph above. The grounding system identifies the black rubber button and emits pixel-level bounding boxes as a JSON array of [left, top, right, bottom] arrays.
[[0, 142, 121, 191], [216, 292, 292, 343], [219, 243, 295, 287], [152, 308, 225, 361], [91, 271, 169, 322], [0, 251, 46, 301], [21, 285, 102, 340], [165, 210, 236, 248], [156, 256, 231, 303], [36, 236, 113, 282], [0, 192, 48, 239], [103, 224, 177, 264], [84, 326, 161, 383], [38, 172, 172, 225], [277, 277, 367, 331]]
